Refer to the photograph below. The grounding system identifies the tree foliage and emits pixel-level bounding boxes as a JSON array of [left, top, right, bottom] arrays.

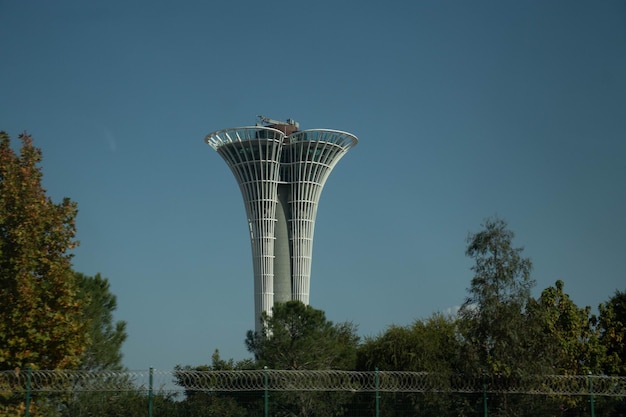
[[458, 217, 536, 376], [357, 314, 468, 417], [529, 280, 603, 375], [245, 301, 359, 417], [357, 313, 460, 372], [75, 272, 128, 371], [522, 280, 607, 413], [245, 301, 359, 370], [0, 132, 87, 371], [173, 350, 256, 417], [599, 289, 626, 375], [456, 218, 542, 417]]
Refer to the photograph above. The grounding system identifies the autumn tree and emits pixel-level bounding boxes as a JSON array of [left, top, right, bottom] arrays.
[[521, 280, 605, 414], [529, 280, 603, 375], [598, 289, 626, 375], [0, 132, 88, 371]]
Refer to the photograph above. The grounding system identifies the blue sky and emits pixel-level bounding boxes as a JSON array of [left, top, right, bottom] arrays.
[[1, 1, 625, 371]]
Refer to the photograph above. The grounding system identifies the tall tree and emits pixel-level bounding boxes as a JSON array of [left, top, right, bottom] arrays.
[[245, 301, 359, 417], [458, 217, 535, 376], [245, 301, 359, 370], [458, 217, 538, 417], [75, 272, 127, 371], [598, 289, 626, 375], [58, 273, 130, 417], [0, 132, 87, 371]]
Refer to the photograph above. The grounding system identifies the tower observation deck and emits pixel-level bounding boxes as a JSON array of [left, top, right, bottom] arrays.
[[205, 117, 358, 332]]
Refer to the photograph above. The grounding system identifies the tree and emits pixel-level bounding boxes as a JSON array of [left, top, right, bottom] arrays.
[[245, 301, 359, 417], [0, 132, 88, 416], [458, 218, 538, 417], [173, 350, 256, 417], [529, 280, 603, 375], [75, 272, 127, 371], [0, 132, 87, 371], [357, 313, 460, 372], [522, 280, 605, 415], [598, 289, 626, 375], [245, 301, 359, 370], [357, 314, 469, 417], [458, 217, 535, 375]]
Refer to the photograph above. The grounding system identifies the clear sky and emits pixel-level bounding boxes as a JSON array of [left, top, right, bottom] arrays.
[[1, 1, 625, 371]]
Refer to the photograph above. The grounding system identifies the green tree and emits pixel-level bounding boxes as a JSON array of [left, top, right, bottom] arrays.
[[173, 350, 257, 417], [245, 301, 359, 370], [0, 132, 87, 371], [75, 272, 127, 371], [357, 313, 470, 417], [245, 301, 359, 417], [529, 280, 603, 375], [357, 312, 460, 372], [524, 280, 605, 415], [458, 217, 539, 417], [458, 217, 535, 375], [61, 389, 151, 417], [59, 273, 131, 416], [598, 289, 626, 375]]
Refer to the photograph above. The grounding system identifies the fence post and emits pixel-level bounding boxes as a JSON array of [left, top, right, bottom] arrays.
[[375, 368, 380, 417], [264, 366, 269, 417], [482, 373, 488, 417], [148, 367, 154, 417], [25, 367, 32, 417], [588, 372, 595, 417]]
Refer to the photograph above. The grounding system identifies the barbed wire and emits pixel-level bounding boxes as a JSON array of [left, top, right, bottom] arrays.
[[0, 369, 624, 397]]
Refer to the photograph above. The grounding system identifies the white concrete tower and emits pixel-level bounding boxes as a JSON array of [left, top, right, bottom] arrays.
[[205, 117, 357, 332]]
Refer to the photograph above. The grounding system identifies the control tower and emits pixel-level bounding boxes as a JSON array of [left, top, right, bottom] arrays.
[[205, 117, 358, 331]]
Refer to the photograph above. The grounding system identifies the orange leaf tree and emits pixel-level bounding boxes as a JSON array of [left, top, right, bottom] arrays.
[[0, 131, 88, 372]]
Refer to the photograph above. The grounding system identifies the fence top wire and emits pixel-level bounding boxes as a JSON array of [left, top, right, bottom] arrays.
[[1, 370, 625, 397]]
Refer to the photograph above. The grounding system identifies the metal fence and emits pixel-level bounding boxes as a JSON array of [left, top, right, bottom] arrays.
[[1, 369, 625, 417]]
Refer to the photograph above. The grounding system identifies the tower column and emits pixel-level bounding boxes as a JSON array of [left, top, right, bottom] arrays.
[[273, 183, 292, 304]]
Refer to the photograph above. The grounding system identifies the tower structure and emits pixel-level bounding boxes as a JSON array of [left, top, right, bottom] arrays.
[[205, 117, 358, 331]]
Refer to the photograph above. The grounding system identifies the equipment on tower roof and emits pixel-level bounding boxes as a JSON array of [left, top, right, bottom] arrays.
[[257, 115, 300, 135]]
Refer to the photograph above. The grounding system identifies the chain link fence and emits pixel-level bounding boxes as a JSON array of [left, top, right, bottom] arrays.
[[1, 369, 625, 416]]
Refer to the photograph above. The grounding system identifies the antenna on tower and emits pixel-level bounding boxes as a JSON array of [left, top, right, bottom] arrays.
[[256, 115, 300, 134]]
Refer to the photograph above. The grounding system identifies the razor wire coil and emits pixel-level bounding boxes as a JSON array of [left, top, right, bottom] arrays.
[[1, 370, 624, 397]]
